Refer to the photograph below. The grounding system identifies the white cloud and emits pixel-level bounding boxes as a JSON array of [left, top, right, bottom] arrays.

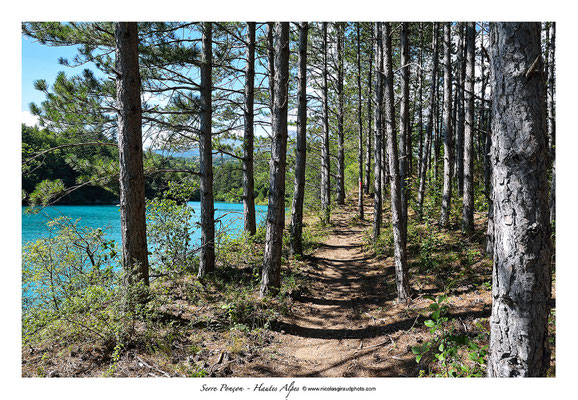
[[22, 111, 39, 127]]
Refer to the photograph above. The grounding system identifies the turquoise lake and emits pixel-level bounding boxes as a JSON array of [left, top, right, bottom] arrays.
[[22, 202, 269, 303], [22, 202, 268, 246]]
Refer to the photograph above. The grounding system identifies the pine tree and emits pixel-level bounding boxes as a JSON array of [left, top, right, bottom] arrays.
[[487, 22, 551, 377], [115, 22, 150, 290], [261, 22, 290, 296]]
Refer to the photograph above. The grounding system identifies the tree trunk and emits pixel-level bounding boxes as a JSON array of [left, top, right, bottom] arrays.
[[439, 22, 453, 227], [462, 22, 475, 233], [336, 22, 346, 206], [372, 22, 383, 244], [364, 26, 373, 196], [456, 24, 466, 197], [290, 22, 308, 256], [384, 22, 410, 302], [547, 22, 556, 159], [434, 74, 441, 182], [399, 22, 410, 238], [487, 22, 551, 377], [485, 192, 494, 257], [261, 22, 290, 297], [417, 23, 424, 180], [547, 22, 556, 225], [550, 160, 555, 225], [356, 23, 364, 219], [267, 22, 275, 109], [243, 22, 256, 235], [381, 124, 388, 205], [481, 23, 491, 196], [197, 22, 215, 278], [320, 22, 331, 225], [482, 22, 494, 257], [417, 23, 439, 218], [115, 22, 149, 289]]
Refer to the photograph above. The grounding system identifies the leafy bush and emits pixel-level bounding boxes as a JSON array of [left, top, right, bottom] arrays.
[[22, 217, 127, 348], [146, 180, 200, 275], [412, 295, 488, 377], [147, 197, 197, 275]]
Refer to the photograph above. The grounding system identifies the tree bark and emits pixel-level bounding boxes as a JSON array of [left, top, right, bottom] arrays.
[[439, 22, 453, 227], [487, 22, 551, 377], [399, 22, 410, 238], [364, 25, 373, 196], [417, 23, 439, 218], [261, 22, 290, 297], [456, 24, 466, 197], [267, 22, 275, 110], [547, 22, 556, 159], [547, 22, 556, 225], [197, 22, 215, 278], [462, 22, 475, 233], [320, 22, 331, 225], [372, 22, 383, 244], [336, 22, 346, 206], [481, 23, 491, 196], [115, 22, 149, 289], [434, 70, 442, 182], [417, 23, 424, 180], [243, 22, 256, 235], [290, 22, 308, 256], [384, 22, 410, 302], [356, 23, 364, 219]]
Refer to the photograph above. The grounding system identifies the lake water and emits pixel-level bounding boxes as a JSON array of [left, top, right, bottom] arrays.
[[22, 202, 269, 303], [22, 202, 268, 246]]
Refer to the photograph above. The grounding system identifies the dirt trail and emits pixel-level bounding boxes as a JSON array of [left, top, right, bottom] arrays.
[[237, 201, 423, 377]]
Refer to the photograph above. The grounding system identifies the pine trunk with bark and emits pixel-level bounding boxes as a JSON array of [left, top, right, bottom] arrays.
[[243, 22, 256, 235], [462, 22, 475, 232], [399, 22, 410, 238], [481, 23, 492, 196], [364, 26, 373, 196], [547, 22, 556, 224], [115, 22, 150, 289], [290, 22, 308, 256], [439, 22, 453, 227], [417, 23, 439, 218], [261, 22, 290, 297], [372, 22, 383, 244], [197, 22, 215, 278], [487, 22, 552, 377], [384, 22, 410, 302], [321, 22, 331, 225], [417, 23, 424, 179], [336, 23, 346, 206], [456, 24, 466, 197], [356, 23, 364, 219], [267, 22, 275, 109]]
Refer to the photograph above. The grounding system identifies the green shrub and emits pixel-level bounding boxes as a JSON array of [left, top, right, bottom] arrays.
[[147, 196, 197, 275], [22, 217, 127, 348], [412, 295, 488, 377]]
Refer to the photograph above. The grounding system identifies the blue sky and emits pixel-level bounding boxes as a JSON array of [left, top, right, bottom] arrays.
[[21, 35, 103, 121]]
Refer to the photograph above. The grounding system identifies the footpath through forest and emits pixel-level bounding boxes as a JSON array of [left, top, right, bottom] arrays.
[[236, 199, 491, 377]]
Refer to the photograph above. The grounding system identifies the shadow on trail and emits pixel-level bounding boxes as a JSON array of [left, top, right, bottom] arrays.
[[296, 295, 388, 307], [272, 309, 491, 340]]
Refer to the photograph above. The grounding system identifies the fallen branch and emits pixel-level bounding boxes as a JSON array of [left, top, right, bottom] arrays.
[[209, 351, 225, 375], [135, 355, 171, 378]]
